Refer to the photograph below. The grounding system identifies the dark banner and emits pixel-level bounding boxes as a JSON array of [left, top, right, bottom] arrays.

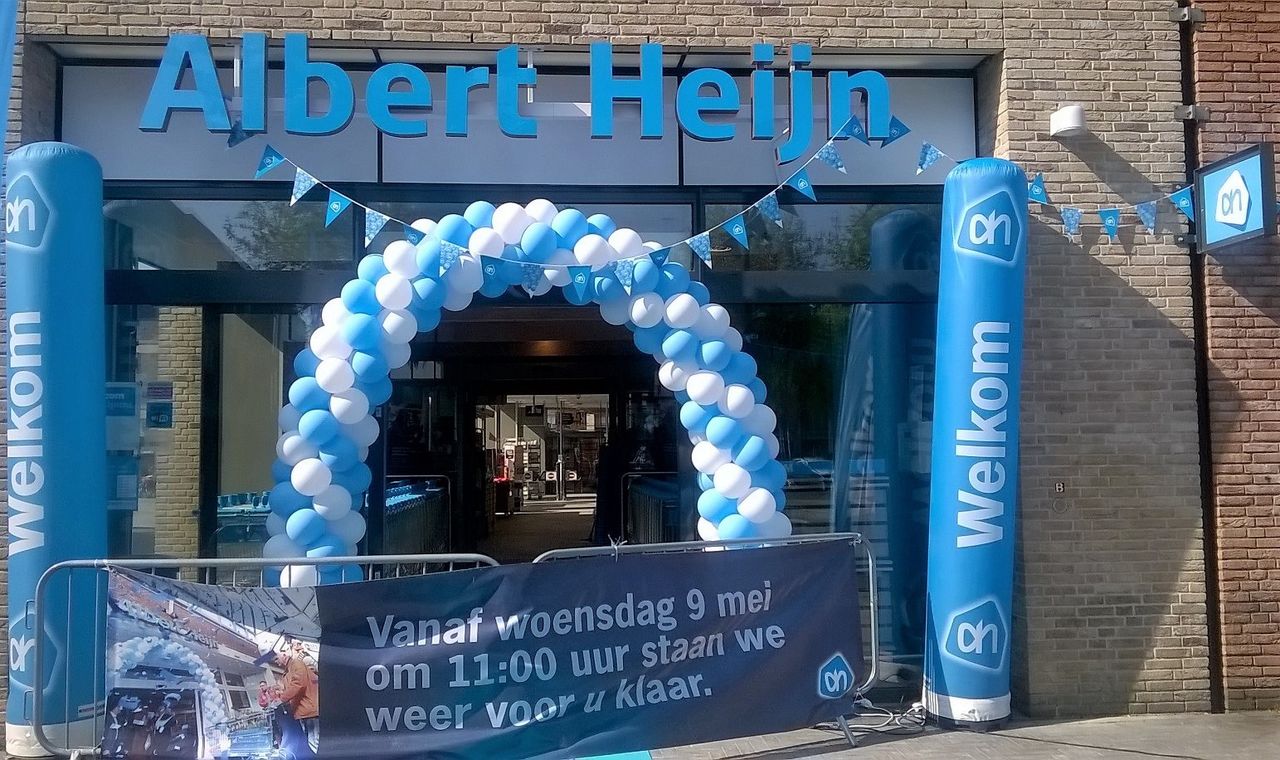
[[105, 539, 863, 759]]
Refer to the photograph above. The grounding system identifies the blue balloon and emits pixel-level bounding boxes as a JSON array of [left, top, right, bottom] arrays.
[[754, 459, 787, 492], [307, 533, 347, 558], [697, 340, 732, 372], [341, 279, 381, 315], [593, 275, 625, 304], [679, 401, 718, 433], [722, 353, 759, 385], [292, 348, 321, 378], [675, 389, 691, 405], [262, 567, 283, 587], [633, 324, 668, 355], [341, 313, 382, 351], [332, 462, 372, 495], [551, 209, 590, 248], [771, 488, 788, 512], [479, 275, 509, 298], [587, 213, 617, 238], [357, 254, 389, 283], [661, 329, 698, 363], [748, 377, 768, 404], [270, 482, 309, 516], [697, 472, 715, 491], [733, 435, 771, 471], [319, 435, 358, 470], [717, 514, 758, 540], [706, 415, 744, 449], [698, 491, 738, 523], [340, 564, 365, 583], [416, 239, 442, 278], [361, 376, 394, 406], [288, 377, 330, 412], [351, 351, 389, 384], [520, 222, 558, 262], [298, 409, 340, 446], [655, 263, 691, 299], [632, 259, 661, 294], [271, 459, 292, 483], [436, 214, 474, 246], [686, 280, 711, 306], [464, 200, 496, 229], [415, 307, 442, 333], [413, 276, 446, 310], [286, 508, 327, 545]]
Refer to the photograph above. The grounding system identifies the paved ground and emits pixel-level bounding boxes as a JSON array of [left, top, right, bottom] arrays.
[[651, 713, 1279, 759], [478, 494, 596, 562]]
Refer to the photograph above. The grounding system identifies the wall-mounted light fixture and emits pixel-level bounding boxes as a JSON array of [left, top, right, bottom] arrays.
[[1050, 104, 1088, 138]]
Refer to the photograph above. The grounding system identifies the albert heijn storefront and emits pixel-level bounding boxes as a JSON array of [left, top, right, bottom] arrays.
[[2, 2, 1239, 755]]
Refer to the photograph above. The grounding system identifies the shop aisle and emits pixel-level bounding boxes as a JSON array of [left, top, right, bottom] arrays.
[[478, 493, 596, 564]]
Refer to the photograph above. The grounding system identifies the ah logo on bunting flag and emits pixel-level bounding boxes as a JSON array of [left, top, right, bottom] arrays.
[[943, 598, 1007, 671], [4, 174, 50, 250], [956, 189, 1022, 264]]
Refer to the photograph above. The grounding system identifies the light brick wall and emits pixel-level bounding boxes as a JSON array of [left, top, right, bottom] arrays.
[[153, 307, 203, 558], [1192, 0, 1280, 712], [1, 0, 1223, 719]]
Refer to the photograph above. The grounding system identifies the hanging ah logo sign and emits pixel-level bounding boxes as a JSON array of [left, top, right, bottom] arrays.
[[1194, 142, 1276, 253], [141, 35, 898, 163]]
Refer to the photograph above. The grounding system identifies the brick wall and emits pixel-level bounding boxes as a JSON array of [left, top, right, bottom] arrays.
[[2, 0, 1221, 718], [153, 307, 203, 558], [1192, 0, 1280, 711]]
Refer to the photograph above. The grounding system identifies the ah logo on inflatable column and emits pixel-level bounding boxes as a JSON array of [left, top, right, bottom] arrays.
[[943, 598, 1007, 671], [955, 189, 1022, 264], [4, 174, 50, 249]]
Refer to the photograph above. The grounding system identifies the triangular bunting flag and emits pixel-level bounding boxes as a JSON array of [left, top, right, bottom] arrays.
[[439, 241, 464, 276], [481, 259, 499, 279], [689, 232, 712, 267], [290, 169, 319, 206], [649, 247, 670, 267], [881, 116, 910, 147], [403, 224, 425, 245], [725, 214, 749, 249], [364, 209, 390, 247], [759, 193, 783, 227], [615, 258, 636, 292], [325, 190, 352, 227], [1136, 201, 1158, 233], [836, 115, 869, 145], [227, 119, 251, 148], [1098, 208, 1121, 239], [519, 262, 543, 295], [255, 145, 286, 178], [1028, 174, 1049, 204], [815, 143, 847, 173], [1060, 207, 1082, 237], [786, 168, 817, 201], [568, 266, 591, 301], [917, 143, 944, 175], [1170, 186, 1194, 221]]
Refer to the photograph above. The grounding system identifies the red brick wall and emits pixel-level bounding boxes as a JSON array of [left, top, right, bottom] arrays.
[[1193, 0, 1280, 711]]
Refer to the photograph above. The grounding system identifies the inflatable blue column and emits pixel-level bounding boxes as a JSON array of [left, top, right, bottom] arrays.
[[924, 158, 1027, 727], [5, 143, 107, 755]]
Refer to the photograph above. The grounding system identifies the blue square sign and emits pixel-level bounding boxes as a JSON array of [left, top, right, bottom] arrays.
[[1195, 143, 1276, 252]]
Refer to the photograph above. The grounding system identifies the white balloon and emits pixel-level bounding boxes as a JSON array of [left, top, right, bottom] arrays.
[[443, 287, 473, 312], [449, 254, 485, 294], [692, 441, 731, 474], [530, 278, 554, 297], [718, 384, 755, 419], [525, 198, 558, 225], [330, 388, 370, 424], [379, 309, 417, 345], [277, 433, 317, 465], [384, 341, 412, 369], [357, 445, 370, 462], [694, 304, 731, 339], [321, 298, 348, 327], [545, 267, 571, 287], [689, 430, 707, 445], [333, 511, 367, 544], [608, 228, 644, 259], [724, 327, 744, 352], [263, 534, 304, 559], [281, 565, 319, 588], [342, 416, 380, 448], [574, 234, 616, 270], [310, 325, 353, 360], [743, 405, 777, 436], [664, 294, 702, 329], [599, 298, 630, 326], [760, 511, 792, 539], [493, 203, 534, 244], [278, 404, 303, 433], [315, 358, 355, 394], [697, 518, 720, 541], [384, 240, 421, 278], [313, 485, 353, 521], [291, 458, 332, 497], [629, 292, 666, 328], [375, 274, 413, 310], [714, 463, 752, 499], [266, 513, 286, 536], [686, 371, 726, 406], [468, 227, 506, 257], [658, 361, 691, 391], [738, 488, 778, 523], [765, 432, 781, 458], [411, 218, 437, 238]]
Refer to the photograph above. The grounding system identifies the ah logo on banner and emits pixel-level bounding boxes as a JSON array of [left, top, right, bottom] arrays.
[[956, 189, 1022, 264], [816, 652, 856, 699], [943, 598, 1007, 671], [1215, 169, 1250, 228], [5, 174, 50, 249]]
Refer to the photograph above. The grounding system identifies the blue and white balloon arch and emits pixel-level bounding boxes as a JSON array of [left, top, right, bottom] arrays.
[[264, 199, 790, 586]]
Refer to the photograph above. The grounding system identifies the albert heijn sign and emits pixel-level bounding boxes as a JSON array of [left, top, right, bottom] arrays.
[[141, 34, 899, 163], [1194, 142, 1277, 253]]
